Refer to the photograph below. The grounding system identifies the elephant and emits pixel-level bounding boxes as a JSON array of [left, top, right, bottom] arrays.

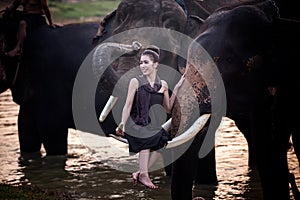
[[0, 18, 100, 155], [171, 0, 300, 199]]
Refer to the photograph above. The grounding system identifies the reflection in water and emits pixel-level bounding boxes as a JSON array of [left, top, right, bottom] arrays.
[[1, 90, 299, 199]]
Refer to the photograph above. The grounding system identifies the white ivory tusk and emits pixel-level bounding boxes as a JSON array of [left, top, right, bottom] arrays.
[[161, 118, 172, 131], [99, 95, 118, 122], [108, 133, 128, 143], [165, 113, 211, 149]]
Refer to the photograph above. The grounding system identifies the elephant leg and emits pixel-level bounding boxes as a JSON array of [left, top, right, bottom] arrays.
[[18, 103, 42, 156], [194, 148, 217, 185], [41, 127, 68, 156], [171, 126, 208, 200], [163, 162, 173, 176], [171, 148, 198, 200], [36, 104, 68, 156], [257, 141, 290, 200], [230, 113, 257, 167], [255, 112, 290, 200], [39, 116, 68, 156]]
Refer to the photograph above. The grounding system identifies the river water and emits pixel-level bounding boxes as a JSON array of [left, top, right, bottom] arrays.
[[0, 89, 299, 199]]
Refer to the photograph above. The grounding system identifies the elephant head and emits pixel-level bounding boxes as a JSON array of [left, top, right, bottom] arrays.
[[191, 0, 279, 116], [93, 0, 188, 94], [176, 0, 279, 168]]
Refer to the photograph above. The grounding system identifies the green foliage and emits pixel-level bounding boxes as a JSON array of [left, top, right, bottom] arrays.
[[0, 0, 121, 23], [49, 0, 120, 22]]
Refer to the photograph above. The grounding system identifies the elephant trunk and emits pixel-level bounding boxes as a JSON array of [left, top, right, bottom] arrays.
[[92, 41, 142, 92], [170, 40, 226, 198]]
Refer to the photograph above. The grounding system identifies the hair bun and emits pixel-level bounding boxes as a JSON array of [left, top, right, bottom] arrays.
[[142, 45, 160, 62], [146, 45, 160, 56]]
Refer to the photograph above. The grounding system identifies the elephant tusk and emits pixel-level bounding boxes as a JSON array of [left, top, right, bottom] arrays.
[[99, 95, 118, 122], [107, 114, 211, 149], [161, 117, 172, 131], [108, 133, 129, 143], [165, 113, 211, 149]]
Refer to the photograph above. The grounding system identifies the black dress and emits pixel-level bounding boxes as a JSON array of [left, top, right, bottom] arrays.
[[124, 75, 171, 153]]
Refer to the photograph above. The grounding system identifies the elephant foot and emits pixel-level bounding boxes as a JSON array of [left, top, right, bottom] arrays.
[[132, 171, 140, 186], [18, 151, 42, 165], [138, 173, 158, 189], [41, 155, 66, 168]]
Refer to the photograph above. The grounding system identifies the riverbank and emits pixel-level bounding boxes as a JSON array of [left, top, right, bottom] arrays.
[[0, 183, 72, 200]]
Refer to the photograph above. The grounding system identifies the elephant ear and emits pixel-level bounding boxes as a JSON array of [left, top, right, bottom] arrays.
[[183, 0, 253, 16], [211, 0, 279, 19], [96, 9, 117, 43], [182, 0, 265, 38], [182, 0, 210, 19]]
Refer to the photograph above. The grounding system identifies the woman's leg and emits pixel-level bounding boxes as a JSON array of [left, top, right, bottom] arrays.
[[138, 149, 158, 188], [7, 20, 27, 57], [148, 151, 161, 169], [133, 151, 161, 185]]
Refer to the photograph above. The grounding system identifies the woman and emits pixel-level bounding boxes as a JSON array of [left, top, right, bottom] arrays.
[[116, 45, 185, 189]]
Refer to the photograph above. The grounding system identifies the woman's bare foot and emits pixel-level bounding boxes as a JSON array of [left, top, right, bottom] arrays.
[[138, 173, 158, 189], [132, 171, 139, 186]]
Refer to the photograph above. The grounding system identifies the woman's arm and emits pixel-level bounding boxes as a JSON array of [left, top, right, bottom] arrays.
[[41, 0, 55, 27], [163, 74, 185, 113], [116, 78, 138, 136]]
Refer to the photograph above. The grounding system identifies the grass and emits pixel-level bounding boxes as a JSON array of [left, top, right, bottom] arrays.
[[0, 0, 121, 24], [49, 0, 121, 23]]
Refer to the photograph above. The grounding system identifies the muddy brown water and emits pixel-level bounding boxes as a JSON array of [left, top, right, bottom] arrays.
[[0, 89, 299, 199]]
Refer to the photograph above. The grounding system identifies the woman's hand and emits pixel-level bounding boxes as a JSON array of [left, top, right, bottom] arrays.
[[174, 74, 185, 91], [115, 122, 125, 137], [49, 23, 63, 28]]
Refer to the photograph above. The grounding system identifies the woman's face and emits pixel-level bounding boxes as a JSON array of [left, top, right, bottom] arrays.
[[139, 55, 157, 76]]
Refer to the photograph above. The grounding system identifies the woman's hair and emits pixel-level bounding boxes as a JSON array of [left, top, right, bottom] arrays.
[[141, 45, 160, 63]]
